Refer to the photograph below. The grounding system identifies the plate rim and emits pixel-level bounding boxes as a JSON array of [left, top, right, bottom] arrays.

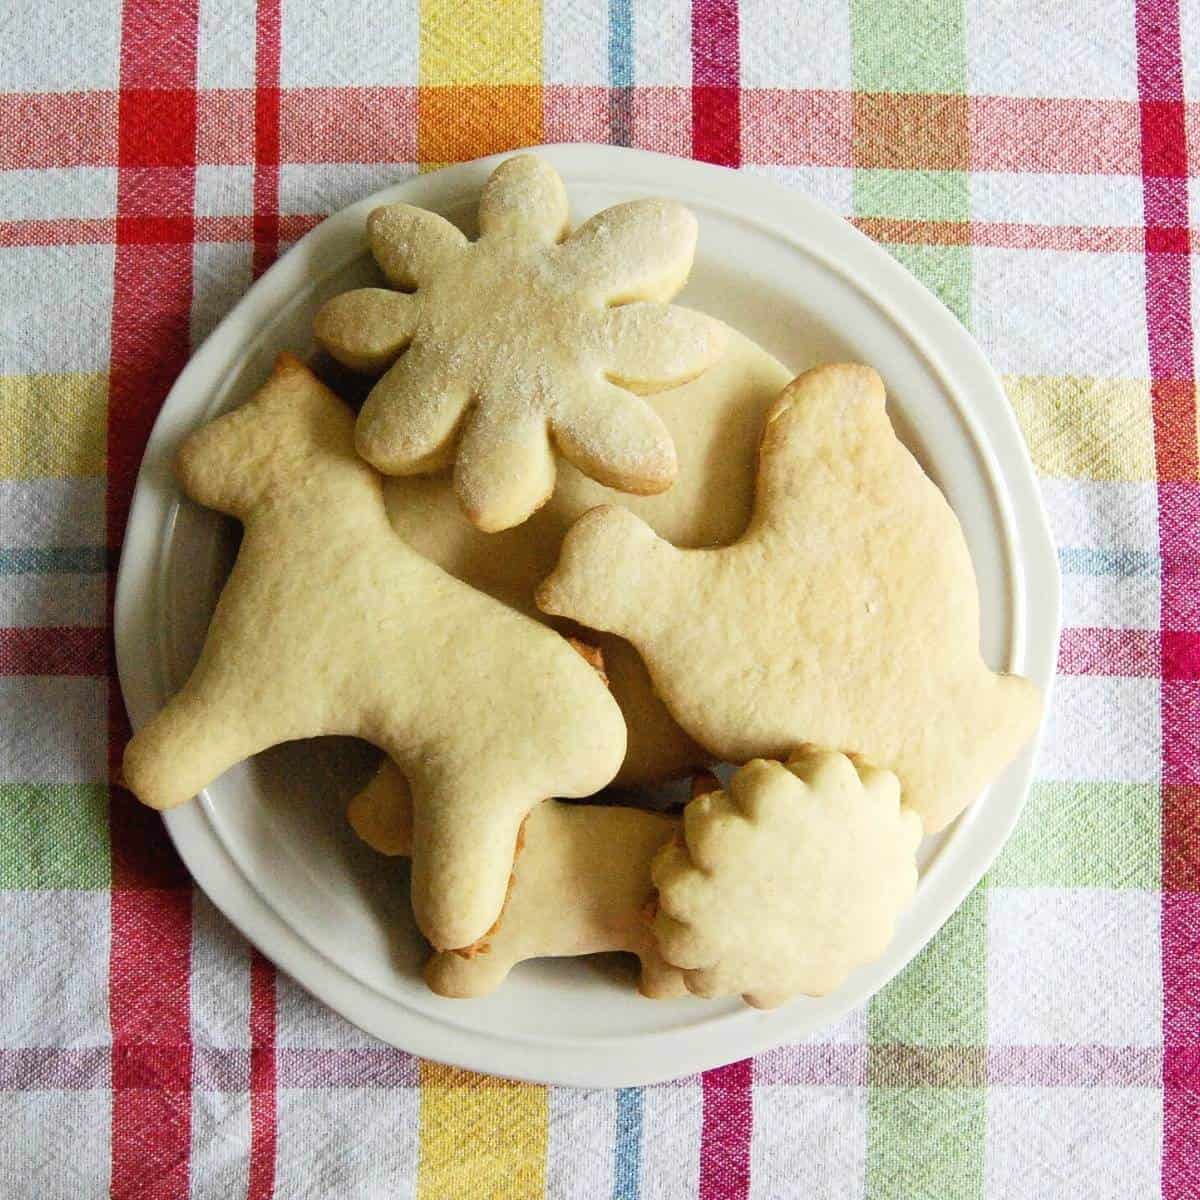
[[114, 142, 1061, 1087]]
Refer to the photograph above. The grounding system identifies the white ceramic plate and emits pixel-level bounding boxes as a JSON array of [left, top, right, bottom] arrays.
[[115, 144, 1059, 1087]]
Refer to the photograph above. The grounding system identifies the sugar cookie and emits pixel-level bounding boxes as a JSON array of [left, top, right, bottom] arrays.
[[315, 153, 727, 531], [538, 364, 1042, 831], [348, 760, 686, 999], [653, 750, 921, 1007], [122, 355, 625, 950], [382, 324, 793, 785]]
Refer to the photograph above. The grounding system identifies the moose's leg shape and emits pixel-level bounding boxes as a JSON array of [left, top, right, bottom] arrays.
[[407, 785, 528, 951], [424, 945, 517, 998], [123, 676, 303, 811], [638, 947, 688, 1000]]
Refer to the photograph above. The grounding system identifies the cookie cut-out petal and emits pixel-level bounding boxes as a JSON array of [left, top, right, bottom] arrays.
[[454, 401, 557, 532], [601, 303, 728, 394], [553, 380, 677, 495], [651, 838, 711, 925], [314, 288, 420, 373], [323, 156, 728, 528], [368, 203, 467, 289], [562, 199, 698, 304], [478, 154, 569, 244], [356, 347, 470, 475]]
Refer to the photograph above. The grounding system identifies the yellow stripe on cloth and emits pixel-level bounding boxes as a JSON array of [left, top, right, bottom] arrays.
[[417, 1062, 548, 1199], [0, 372, 108, 478], [418, 0, 543, 165], [413, 11, 549, 1191], [420, 0, 541, 84], [1004, 374, 1157, 482]]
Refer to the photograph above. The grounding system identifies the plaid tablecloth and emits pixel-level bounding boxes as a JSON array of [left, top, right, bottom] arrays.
[[2, 1, 1197, 1196]]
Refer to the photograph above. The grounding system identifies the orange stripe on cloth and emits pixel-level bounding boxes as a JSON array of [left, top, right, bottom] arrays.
[[417, 0, 543, 165]]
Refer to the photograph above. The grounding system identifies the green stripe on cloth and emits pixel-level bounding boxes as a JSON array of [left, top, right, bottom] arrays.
[[869, 886, 988, 1048], [866, 892, 988, 1198], [0, 547, 108, 575], [0, 784, 110, 889], [989, 781, 1161, 890], [853, 5, 982, 1194], [865, 1088, 987, 1200], [850, 0, 967, 93], [853, 169, 970, 222], [884, 244, 972, 326]]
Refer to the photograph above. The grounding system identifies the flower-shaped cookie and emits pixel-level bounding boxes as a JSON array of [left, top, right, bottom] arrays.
[[315, 154, 727, 530], [652, 750, 922, 1008]]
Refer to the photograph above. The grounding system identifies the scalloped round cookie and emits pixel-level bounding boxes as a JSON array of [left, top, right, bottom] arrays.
[[383, 323, 792, 786], [652, 750, 923, 1008]]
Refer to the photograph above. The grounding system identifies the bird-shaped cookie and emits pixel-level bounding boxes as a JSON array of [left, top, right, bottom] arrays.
[[538, 363, 1041, 833]]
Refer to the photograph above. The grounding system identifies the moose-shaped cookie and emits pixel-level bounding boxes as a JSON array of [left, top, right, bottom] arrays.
[[539, 363, 1041, 833], [352, 750, 923, 1007], [347, 758, 686, 999], [122, 354, 626, 950]]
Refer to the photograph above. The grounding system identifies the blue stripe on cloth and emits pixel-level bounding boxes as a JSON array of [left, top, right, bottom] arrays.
[[609, 0, 634, 145], [0, 547, 107, 574], [611, 1086, 643, 1200], [1058, 547, 1160, 577], [608, 0, 633, 86]]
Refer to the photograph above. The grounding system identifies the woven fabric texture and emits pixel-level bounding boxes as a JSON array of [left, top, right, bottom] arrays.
[[0, 1, 1197, 1196]]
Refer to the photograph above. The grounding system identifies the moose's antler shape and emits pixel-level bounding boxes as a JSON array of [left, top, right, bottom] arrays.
[[538, 364, 1042, 833], [123, 355, 626, 950], [348, 759, 686, 999]]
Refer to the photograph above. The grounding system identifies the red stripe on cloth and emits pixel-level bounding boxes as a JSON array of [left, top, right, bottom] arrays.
[[196, 87, 257, 165], [9, 89, 1200, 175], [279, 86, 419, 164], [0, 91, 119, 169], [855, 218, 1153, 254], [245, 9, 282, 1195], [693, 8, 748, 1194], [1136, 1, 1200, 1195], [0, 627, 107, 675], [694, 11, 747, 1194], [247, 950, 278, 1200], [970, 221, 1152, 254], [252, 0, 281, 280], [1056, 627, 1161, 677], [699, 1059, 752, 1199], [740, 89, 852, 166], [1163, 630, 1200, 681], [109, 889, 194, 1199], [116, 215, 196, 244], [0, 214, 324, 248], [108, 3, 199, 1198], [1163, 784, 1200, 889], [970, 95, 1144, 175], [118, 89, 197, 167], [543, 84, 611, 144], [0, 218, 116, 246], [3, 214, 1182, 256], [691, 0, 740, 166], [1146, 225, 1192, 252]]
